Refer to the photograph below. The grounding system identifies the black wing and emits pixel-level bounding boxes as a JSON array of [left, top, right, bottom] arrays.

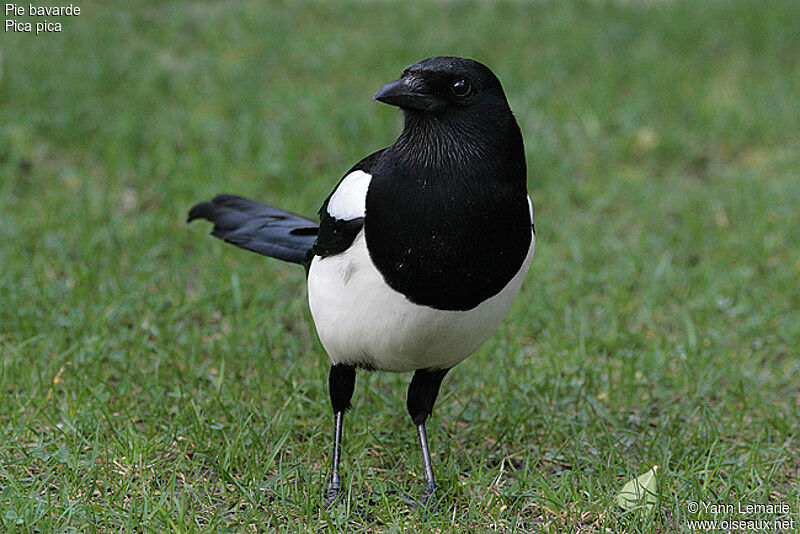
[[312, 149, 386, 258], [188, 194, 318, 267]]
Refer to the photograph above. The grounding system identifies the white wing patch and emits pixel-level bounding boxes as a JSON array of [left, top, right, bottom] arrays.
[[327, 170, 372, 220], [527, 195, 534, 224]]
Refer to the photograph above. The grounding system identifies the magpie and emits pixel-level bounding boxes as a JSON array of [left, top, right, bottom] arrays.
[[188, 56, 535, 507]]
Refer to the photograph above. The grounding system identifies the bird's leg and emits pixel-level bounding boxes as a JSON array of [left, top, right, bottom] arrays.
[[325, 364, 355, 507], [326, 411, 344, 503], [416, 422, 436, 498], [406, 368, 449, 508]]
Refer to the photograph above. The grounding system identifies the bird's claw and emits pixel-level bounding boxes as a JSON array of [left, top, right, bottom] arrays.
[[400, 486, 437, 513], [323, 483, 343, 508]]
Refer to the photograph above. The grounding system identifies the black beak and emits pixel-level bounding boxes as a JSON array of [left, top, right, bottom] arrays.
[[373, 78, 444, 112]]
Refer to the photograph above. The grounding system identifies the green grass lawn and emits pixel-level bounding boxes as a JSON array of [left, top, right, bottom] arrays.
[[2, 1, 800, 531]]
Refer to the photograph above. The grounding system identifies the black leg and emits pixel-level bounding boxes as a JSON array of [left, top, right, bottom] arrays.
[[406, 368, 449, 506], [325, 364, 355, 507], [416, 423, 435, 496]]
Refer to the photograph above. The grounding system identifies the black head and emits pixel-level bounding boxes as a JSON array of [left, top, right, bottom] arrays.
[[373, 56, 510, 116], [372, 57, 524, 174]]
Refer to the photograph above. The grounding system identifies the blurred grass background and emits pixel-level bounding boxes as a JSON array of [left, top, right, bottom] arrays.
[[1, 0, 799, 531]]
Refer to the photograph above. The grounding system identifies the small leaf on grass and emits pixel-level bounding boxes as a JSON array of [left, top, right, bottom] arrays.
[[616, 465, 659, 512]]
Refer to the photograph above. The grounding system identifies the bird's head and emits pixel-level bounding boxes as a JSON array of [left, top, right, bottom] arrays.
[[374, 57, 524, 173], [373, 56, 510, 117]]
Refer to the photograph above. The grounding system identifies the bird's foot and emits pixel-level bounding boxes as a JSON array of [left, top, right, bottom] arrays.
[[323, 483, 343, 508], [422, 486, 436, 506], [400, 485, 437, 514]]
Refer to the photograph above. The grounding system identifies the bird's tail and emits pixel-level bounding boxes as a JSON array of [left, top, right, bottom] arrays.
[[188, 194, 319, 269]]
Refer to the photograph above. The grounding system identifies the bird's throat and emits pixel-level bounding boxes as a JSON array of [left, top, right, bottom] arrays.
[[394, 110, 522, 182]]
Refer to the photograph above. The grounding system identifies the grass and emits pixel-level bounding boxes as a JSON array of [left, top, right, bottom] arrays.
[[1, 0, 799, 531]]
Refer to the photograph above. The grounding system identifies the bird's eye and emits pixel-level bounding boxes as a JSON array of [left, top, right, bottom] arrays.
[[451, 79, 471, 97]]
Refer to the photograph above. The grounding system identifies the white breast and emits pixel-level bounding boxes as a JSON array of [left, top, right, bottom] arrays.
[[307, 229, 534, 372]]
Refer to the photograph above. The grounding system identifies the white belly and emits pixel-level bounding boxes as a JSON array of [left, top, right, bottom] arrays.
[[307, 230, 534, 372]]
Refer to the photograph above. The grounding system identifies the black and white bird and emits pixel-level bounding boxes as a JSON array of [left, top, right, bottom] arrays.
[[188, 56, 535, 506]]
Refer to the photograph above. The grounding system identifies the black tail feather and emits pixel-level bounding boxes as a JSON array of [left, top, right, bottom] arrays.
[[188, 194, 318, 267]]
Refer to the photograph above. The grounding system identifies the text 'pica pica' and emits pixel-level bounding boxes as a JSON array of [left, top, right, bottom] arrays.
[[188, 56, 535, 508]]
